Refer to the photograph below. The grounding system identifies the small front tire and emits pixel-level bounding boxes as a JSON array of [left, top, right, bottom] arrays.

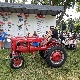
[[10, 55, 24, 69]]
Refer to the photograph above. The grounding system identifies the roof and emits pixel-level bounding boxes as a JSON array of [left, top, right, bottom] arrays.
[[0, 2, 64, 15]]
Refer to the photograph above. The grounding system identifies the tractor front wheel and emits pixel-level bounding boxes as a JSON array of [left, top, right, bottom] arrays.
[[10, 55, 24, 69], [46, 46, 67, 68], [10, 52, 21, 58], [10, 52, 12, 58]]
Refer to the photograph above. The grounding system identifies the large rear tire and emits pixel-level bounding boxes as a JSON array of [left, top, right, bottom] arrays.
[[46, 46, 67, 68]]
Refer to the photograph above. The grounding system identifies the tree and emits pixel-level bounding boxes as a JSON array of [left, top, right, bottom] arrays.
[[5, 0, 8, 2], [31, 0, 78, 26], [5, 0, 15, 3], [10, 0, 12, 3], [76, 2, 80, 12], [74, 17, 80, 33], [74, 23, 80, 33], [22, 0, 26, 4], [65, 17, 80, 33]]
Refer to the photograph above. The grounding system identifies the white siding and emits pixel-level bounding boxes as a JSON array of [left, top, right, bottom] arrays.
[[0, 12, 56, 37]]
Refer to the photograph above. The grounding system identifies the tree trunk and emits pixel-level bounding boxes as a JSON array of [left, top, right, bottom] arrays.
[[22, 0, 25, 3], [13, 0, 15, 3], [5, 0, 8, 2], [52, 0, 55, 5], [49, 0, 51, 5], [10, 0, 12, 3], [56, 1, 68, 26]]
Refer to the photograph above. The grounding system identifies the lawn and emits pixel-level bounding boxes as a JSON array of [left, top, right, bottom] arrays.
[[0, 43, 80, 80]]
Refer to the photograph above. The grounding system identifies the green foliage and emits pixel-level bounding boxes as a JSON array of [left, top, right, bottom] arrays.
[[76, 2, 80, 12], [31, 0, 79, 26], [63, 18, 80, 33], [73, 17, 80, 33], [74, 23, 80, 33], [17, 0, 21, 3], [0, 43, 80, 80], [31, 0, 75, 6]]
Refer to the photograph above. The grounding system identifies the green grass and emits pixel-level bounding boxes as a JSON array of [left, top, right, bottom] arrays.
[[0, 43, 80, 80]]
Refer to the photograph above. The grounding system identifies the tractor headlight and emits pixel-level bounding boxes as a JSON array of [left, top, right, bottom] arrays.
[[17, 42, 20, 46]]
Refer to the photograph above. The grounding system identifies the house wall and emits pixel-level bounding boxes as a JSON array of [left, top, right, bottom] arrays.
[[0, 12, 56, 37]]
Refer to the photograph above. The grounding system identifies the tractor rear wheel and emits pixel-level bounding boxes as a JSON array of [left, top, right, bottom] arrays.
[[46, 46, 67, 68], [10, 55, 24, 69], [39, 50, 45, 59]]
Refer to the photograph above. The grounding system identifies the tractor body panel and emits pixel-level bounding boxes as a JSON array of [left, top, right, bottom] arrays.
[[11, 36, 61, 56]]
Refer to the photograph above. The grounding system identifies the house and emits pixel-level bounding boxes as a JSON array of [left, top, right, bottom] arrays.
[[0, 2, 64, 48]]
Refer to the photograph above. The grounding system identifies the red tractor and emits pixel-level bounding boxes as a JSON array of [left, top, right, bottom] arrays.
[[10, 36, 67, 69]]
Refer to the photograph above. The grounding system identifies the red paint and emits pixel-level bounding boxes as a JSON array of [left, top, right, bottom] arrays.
[[35, 14, 45, 18], [11, 36, 61, 55], [8, 12, 12, 15], [13, 58, 22, 67], [0, 21, 5, 25], [51, 51, 62, 62], [8, 22, 11, 24], [24, 14, 29, 18]]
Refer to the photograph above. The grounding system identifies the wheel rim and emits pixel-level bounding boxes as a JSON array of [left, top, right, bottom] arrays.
[[50, 50, 64, 64], [13, 57, 23, 67]]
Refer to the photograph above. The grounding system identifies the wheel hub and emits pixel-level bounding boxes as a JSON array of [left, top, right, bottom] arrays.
[[51, 51, 62, 62], [13, 58, 22, 67]]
